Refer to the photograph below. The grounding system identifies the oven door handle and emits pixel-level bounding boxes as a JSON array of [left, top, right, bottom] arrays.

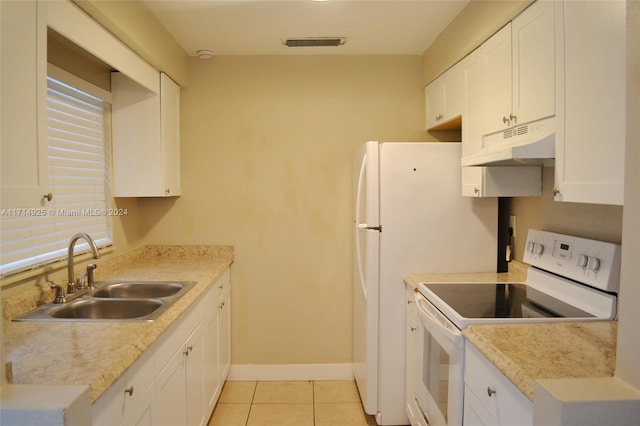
[[415, 294, 463, 347]]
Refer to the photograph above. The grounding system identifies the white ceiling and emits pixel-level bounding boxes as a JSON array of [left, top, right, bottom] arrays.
[[142, 0, 470, 56]]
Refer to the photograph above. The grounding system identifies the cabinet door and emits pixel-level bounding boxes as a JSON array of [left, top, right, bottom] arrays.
[[122, 387, 153, 426], [204, 307, 221, 416], [481, 23, 512, 135], [442, 62, 464, 123], [0, 0, 49, 209], [112, 71, 181, 197], [554, 0, 626, 205], [404, 286, 418, 423], [512, 0, 555, 126], [111, 72, 162, 197], [424, 79, 444, 130], [185, 322, 206, 426], [462, 48, 485, 158], [218, 292, 231, 380], [160, 73, 181, 196], [155, 347, 188, 426], [425, 63, 464, 131]]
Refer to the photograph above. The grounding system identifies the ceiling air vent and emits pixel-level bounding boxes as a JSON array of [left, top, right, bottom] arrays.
[[282, 37, 346, 47]]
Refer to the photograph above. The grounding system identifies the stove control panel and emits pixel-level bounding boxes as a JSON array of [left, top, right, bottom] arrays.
[[523, 230, 621, 293]]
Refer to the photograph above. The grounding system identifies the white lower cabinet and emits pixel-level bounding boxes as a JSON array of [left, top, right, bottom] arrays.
[[463, 343, 532, 426], [92, 347, 155, 426], [185, 321, 206, 426], [92, 268, 231, 426], [155, 344, 188, 426], [217, 285, 231, 389]]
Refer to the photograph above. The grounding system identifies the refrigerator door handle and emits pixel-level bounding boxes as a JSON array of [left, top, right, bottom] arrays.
[[355, 230, 367, 299], [356, 224, 382, 231]]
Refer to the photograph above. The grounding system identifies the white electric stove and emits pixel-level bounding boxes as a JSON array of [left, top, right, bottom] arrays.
[[410, 229, 622, 426]]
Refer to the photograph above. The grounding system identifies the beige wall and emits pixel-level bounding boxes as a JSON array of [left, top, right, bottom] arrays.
[[137, 55, 426, 364], [508, 167, 623, 260]]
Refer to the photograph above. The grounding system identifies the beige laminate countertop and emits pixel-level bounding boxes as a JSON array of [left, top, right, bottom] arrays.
[[403, 260, 529, 291], [2, 245, 233, 403], [464, 321, 617, 401]]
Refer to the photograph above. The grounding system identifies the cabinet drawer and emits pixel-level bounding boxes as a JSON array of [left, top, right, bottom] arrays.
[[93, 347, 155, 426], [464, 343, 533, 425]]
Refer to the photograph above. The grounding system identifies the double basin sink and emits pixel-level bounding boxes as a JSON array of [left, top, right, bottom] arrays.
[[14, 281, 196, 322]]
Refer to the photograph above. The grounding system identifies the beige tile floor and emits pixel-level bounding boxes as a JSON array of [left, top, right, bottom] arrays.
[[208, 380, 378, 426]]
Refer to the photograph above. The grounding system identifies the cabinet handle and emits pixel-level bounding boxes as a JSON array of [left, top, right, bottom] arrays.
[[502, 116, 510, 125], [436, 114, 443, 121], [474, 187, 480, 195], [219, 302, 225, 309], [42, 192, 53, 202], [487, 386, 496, 397], [509, 113, 517, 124], [165, 188, 170, 195], [410, 327, 417, 332], [183, 345, 193, 356], [219, 285, 224, 290], [407, 300, 413, 305], [124, 385, 134, 396], [553, 188, 561, 196]]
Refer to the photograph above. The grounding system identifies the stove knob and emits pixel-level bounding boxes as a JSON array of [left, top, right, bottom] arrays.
[[533, 243, 544, 255], [587, 257, 601, 272], [576, 254, 588, 268], [526, 242, 535, 253]]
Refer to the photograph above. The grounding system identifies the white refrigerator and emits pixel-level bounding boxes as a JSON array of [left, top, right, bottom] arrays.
[[353, 141, 497, 425]]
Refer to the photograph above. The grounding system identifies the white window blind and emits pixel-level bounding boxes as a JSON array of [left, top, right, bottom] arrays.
[[0, 74, 112, 276]]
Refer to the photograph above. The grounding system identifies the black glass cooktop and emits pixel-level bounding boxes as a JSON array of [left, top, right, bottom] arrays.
[[422, 283, 594, 319]]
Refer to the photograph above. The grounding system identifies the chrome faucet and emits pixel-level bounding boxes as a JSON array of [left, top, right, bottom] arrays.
[[67, 232, 100, 294]]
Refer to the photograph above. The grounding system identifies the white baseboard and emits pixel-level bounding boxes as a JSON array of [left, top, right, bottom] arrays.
[[228, 363, 354, 381]]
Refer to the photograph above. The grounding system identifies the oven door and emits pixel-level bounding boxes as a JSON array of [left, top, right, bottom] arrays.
[[414, 293, 464, 426]]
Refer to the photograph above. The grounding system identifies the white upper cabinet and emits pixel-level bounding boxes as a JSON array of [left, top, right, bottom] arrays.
[[481, 0, 555, 136], [511, 0, 555, 128], [425, 60, 464, 130], [462, 48, 485, 158], [553, 0, 626, 205], [461, 166, 541, 198], [0, 0, 50, 209], [481, 23, 513, 136], [111, 72, 182, 197]]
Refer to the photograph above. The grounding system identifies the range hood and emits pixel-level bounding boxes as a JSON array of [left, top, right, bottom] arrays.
[[461, 116, 556, 166]]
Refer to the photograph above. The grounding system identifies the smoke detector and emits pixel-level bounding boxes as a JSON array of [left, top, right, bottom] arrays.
[[282, 37, 346, 47], [196, 49, 214, 59]]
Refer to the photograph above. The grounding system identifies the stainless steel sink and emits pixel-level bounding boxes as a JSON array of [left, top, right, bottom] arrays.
[[91, 281, 187, 299], [51, 298, 163, 320], [14, 280, 196, 322]]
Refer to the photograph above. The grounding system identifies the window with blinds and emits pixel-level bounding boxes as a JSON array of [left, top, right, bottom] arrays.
[[0, 71, 112, 277]]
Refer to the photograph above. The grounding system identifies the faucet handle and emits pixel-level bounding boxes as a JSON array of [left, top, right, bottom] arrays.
[[50, 283, 66, 304]]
